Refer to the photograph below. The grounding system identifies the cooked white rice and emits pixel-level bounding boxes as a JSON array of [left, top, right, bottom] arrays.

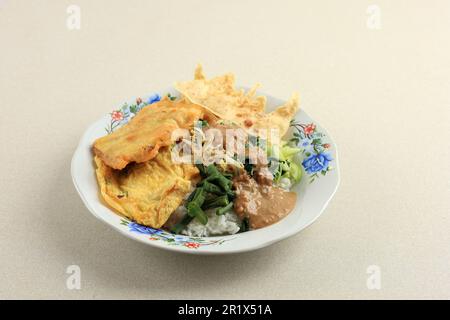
[[181, 208, 241, 237]]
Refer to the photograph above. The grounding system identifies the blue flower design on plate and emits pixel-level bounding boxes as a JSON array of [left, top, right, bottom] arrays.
[[128, 222, 162, 235], [300, 138, 310, 147], [173, 235, 189, 242], [120, 219, 229, 248], [147, 93, 161, 105], [302, 153, 333, 174]]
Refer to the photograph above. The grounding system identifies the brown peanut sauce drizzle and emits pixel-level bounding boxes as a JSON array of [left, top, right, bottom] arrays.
[[233, 168, 296, 230]]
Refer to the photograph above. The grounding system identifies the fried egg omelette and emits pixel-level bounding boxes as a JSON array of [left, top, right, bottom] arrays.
[[94, 148, 200, 228], [93, 97, 211, 228], [93, 97, 206, 170]]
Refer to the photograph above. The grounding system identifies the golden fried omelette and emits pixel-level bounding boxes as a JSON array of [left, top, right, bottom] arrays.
[[95, 148, 200, 228], [93, 97, 206, 170]]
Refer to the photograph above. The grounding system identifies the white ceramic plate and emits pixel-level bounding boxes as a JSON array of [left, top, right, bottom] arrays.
[[71, 87, 340, 254]]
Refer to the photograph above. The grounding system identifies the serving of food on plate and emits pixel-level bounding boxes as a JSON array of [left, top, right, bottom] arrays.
[[71, 65, 339, 253]]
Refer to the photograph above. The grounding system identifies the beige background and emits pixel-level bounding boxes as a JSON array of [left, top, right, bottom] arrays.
[[0, 0, 449, 299]]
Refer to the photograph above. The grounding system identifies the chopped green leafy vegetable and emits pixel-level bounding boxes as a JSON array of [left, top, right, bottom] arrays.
[[280, 145, 301, 160], [268, 140, 303, 185], [289, 162, 302, 182]]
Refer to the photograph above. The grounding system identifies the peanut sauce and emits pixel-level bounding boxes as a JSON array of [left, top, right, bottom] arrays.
[[233, 170, 296, 229]]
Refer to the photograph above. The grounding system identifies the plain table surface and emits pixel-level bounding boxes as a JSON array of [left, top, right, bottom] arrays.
[[1, 0, 449, 299]]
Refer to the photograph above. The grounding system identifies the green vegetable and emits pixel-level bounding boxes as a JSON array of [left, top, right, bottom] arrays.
[[197, 173, 220, 185], [184, 164, 237, 226], [222, 173, 233, 179], [196, 164, 207, 177], [216, 202, 233, 215], [281, 160, 291, 172], [203, 195, 229, 209], [289, 162, 302, 182], [206, 164, 220, 176], [213, 174, 233, 193], [201, 164, 233, 192], [281, 145, 301, 159], [191, 187, 205, 206], [226, 190, 235, 199], [187, 202, 208, 225], [204, 192, 218, 203], [167, 93, 177, 101], [170, 214, 193, 234], [268, 139, 303, 185], [240, 217, 250, 232], [202, 181, 224, 195], [186, 190, 196, 202], [269, 158, 283, 182]]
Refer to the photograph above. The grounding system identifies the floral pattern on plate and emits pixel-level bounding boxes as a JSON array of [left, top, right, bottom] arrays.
[[120, 219, 230, 249], [289, 120, 334, 183]]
